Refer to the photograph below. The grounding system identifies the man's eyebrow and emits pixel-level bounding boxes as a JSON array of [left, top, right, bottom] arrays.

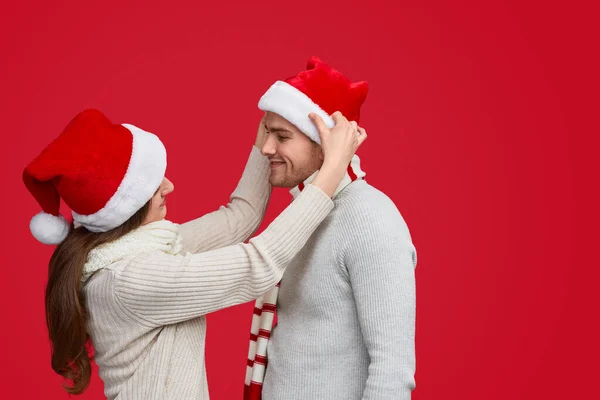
[[266, 125, 292, 134]]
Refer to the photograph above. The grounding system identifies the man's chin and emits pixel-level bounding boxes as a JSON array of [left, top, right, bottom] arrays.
[[269, 176, 298, 189]]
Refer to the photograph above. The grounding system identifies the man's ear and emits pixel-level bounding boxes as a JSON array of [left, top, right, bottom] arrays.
[[318, 146, 324, 161]]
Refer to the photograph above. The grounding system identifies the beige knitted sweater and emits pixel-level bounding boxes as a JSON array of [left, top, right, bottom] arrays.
[[82, 147, 334, 399]]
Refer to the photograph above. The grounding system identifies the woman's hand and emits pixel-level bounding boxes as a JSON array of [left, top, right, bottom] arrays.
[[309, 111, 367, 197], [254, 114, 268, 149]]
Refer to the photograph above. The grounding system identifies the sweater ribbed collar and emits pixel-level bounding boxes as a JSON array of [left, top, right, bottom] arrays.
[[81, 219, 182, 285]]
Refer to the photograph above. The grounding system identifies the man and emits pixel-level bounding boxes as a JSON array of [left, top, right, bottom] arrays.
[[245, 56, 417, 400]]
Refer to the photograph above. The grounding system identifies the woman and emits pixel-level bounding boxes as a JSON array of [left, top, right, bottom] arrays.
[[23, 109, 366, 399]]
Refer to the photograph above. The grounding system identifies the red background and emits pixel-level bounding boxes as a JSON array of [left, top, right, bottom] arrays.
[[1, 1, 597, 399]]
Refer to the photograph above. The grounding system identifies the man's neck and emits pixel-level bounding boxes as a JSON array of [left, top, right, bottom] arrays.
[[289, 155, 366, 200]]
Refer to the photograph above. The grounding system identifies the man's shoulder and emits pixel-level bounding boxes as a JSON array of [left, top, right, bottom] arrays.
[[331, 181, 415, 259], [331, 181, 414, 240], [335, 180, 400, 218]]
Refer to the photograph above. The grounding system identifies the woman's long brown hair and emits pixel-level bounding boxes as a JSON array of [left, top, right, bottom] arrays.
[[45, 201, 150, 394]]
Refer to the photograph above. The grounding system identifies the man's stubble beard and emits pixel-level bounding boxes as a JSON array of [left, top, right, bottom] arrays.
[[270, 143, 323, 188], [270, 167, 315, 188], [270, 160, 322, 188]]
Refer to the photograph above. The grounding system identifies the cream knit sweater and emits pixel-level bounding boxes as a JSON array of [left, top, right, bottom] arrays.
[[82, 147, 334, 399]]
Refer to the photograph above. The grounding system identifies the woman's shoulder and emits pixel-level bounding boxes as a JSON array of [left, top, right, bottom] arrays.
[[83, 250, 167, 289]]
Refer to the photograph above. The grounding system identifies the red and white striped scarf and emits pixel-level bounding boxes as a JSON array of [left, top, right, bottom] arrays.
[[244, 155, 365, 400]]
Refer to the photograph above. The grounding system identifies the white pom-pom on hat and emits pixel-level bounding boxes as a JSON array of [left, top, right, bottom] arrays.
[[30, 212, 70, 245]]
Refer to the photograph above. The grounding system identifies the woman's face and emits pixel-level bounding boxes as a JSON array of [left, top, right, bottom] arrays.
[[143, 177, 175, 225]]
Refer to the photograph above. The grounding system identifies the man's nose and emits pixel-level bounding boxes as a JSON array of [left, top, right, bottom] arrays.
[[261, 135, 276, 156]]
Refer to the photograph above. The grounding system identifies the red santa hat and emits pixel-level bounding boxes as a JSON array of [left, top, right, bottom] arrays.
[[258, 56, 369, 144], [23, 109, 166, 245]]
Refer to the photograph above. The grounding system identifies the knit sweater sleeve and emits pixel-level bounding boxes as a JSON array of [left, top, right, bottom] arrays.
[[178, 146, 272, 254], [338, 199, 417, 400], [114, 184, 333, 326]]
